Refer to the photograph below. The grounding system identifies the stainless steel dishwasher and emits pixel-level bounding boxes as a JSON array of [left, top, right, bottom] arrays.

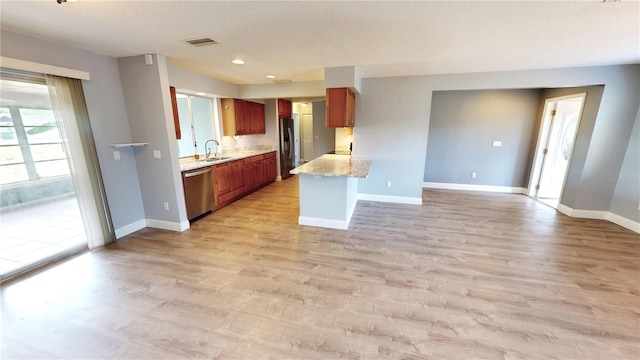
[[182, 167, 214, 221]]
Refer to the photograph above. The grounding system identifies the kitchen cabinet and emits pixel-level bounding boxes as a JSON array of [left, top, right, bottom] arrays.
[[326, 87, 355, 127], [169, 86, 181, 139], [264, 152, 277, 181], [221, 98, 265, 136], [243, 154, 265, 192], [212, 159, 245, 209], [278, 99, 292, 118], [210, 151, 277, 210]]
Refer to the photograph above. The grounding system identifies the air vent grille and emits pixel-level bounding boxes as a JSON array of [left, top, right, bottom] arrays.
[[272, 79, 293, 84], [185, 38, 218, 47]]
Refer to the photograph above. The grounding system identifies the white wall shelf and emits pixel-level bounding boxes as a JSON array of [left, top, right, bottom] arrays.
[[110, 143, 148, 148]]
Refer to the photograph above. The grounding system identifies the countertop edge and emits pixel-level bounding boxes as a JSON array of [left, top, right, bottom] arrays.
[[180, 149, 276, 172]]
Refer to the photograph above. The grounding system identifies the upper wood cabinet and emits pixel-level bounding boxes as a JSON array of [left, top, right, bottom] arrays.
[[278, 99, 292, 118], [326, 87, 355, 128], [169, 86, 181, 139], [221, 98, 265, 136]]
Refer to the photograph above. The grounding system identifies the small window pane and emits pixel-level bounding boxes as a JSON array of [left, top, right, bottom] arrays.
[[25, 125, 61, 144], [29, 143, 66, 162], [0, 145, 24, 165], [19, 109, 55, 126], [35, 159, 70, 178], [0, 163, 28, 184]]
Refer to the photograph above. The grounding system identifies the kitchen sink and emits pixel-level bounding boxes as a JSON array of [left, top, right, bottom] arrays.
[[200, 156, 232, 162]]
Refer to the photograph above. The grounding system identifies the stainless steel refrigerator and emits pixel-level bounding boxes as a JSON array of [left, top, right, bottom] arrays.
[[279, 117, 295, 179]]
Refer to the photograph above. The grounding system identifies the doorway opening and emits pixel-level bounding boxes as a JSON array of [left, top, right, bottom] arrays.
[[528, 93, 586, 209]]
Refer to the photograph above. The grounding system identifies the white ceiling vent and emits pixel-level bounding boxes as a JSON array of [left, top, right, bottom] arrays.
[[184, 38, 218, 47], [272, 79, 293, 84]]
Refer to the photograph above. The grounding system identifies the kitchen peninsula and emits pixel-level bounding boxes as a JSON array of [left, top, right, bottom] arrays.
[[290, 154, 372, 230]]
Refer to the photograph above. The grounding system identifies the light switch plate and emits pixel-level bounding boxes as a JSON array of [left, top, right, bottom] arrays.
[[113, 150, 120, 160], [492, 141, 502, 147], [153, 150, 161, 159]]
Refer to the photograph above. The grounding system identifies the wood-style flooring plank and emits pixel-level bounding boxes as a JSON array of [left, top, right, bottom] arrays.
[[1, 178, 639, 359]]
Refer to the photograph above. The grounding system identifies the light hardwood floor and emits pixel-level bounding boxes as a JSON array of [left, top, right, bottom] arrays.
[[2, 176, 639, 359]]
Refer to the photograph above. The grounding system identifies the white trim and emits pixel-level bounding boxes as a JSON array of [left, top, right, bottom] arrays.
[[299, 216, 349, 230], [145, 219, 190, 232], [276, 175, 283, 181], [423, 182, 527, 194], [607, 213, 640, 234], [556, 203, 573, 217], [114, 219, 146, 239], [556, 204, 639, 234], [1, 56, 91, 80], [571, 209, 609, 220], [357, 193, 422, 205]]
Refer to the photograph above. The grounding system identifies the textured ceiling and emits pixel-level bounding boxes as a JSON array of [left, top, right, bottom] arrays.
[[0, 1, 638, 85]]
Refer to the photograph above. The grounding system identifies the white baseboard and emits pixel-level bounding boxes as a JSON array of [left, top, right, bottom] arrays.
[[357, 193, 422, 205], [299, 216, 349, 230], [556, 203, 573, 217], [423, 182, 527, 194], [556, 204, 639, 234], [276, 175, 282, 181], [145, 218, 190, 232], [607, 213, 640, 233], [114, 219, 146, 239]]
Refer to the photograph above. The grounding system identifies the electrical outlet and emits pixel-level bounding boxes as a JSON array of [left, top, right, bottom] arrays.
[[637, 202, 640, 211], [386, 180, 392, 187], [153, 150, 162, 159], [163, 202, 169, 211], [472, 172, 477, 179], [113, 150, 120, 160]]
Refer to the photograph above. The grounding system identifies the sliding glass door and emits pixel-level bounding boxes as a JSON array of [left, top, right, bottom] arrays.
[[0, 70, 113, 281]]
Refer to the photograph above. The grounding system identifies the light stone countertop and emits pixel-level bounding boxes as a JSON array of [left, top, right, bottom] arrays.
[[180, 147, 276, 172], [290, 154, 372, 178]]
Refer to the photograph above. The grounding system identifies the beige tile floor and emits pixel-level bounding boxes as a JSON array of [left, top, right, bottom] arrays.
[[0, 197, 87, 277]]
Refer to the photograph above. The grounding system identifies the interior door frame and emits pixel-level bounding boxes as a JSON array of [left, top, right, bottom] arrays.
[[527, 92, 587, 205]]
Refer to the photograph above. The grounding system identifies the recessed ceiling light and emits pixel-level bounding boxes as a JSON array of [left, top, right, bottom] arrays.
[[232, 59, 245, 65], [266, 75, 276, 79]]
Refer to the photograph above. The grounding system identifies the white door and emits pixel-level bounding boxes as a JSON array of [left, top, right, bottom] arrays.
[[300, 113, 313, 162], [528, 93, 586, 208]]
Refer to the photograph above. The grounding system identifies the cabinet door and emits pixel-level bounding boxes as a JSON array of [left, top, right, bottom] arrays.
[[254, 103, 266, 134], [244, 162, 256, 191], [234, 100, 248, 135], [214, 162, 231, 194], [265, 157, 277, 182], [326, 88, 348, 127], [278, 99, 292, 118], [229, 160, 245, 191], [255, 160, 265, 185], [346, 89, 355, 127], [169, 86, 181, 139]]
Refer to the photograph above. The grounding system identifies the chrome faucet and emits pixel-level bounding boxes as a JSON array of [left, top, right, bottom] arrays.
[[205, 139, 220, 159]]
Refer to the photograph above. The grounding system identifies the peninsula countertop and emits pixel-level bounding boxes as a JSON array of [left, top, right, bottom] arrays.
[[290, 154, 372, 178]]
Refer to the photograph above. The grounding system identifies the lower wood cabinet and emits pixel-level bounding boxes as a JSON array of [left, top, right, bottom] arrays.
[[211, 151, 277, 210]]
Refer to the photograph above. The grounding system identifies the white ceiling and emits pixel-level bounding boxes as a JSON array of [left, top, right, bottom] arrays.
[[1, 1, 638, 85]]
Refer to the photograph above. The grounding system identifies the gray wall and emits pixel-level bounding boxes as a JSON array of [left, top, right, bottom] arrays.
[[167, 65, 238, 98], [424, 89, 541, 187], [355, 65, 640, 216], [312, 101, 335, 159], [118, 55, 187, 226], [609, 107, 640, 221], [0, 30, 145, 231]]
